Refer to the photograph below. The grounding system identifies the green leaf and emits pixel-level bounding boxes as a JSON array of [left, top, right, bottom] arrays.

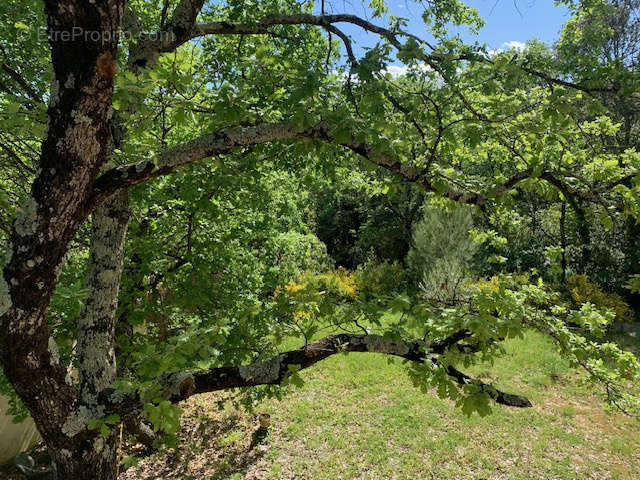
[[100, 424, 111, 438]]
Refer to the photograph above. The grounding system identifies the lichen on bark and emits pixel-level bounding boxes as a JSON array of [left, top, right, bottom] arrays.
[[364, 335, 410, 355], [239, 357, 282, 383], [0, 274, 11, 317], [61, 404, 104, 438], [48, 336, 61, 365], [14, 196, 38, 237], [76, 193, 130, 404]]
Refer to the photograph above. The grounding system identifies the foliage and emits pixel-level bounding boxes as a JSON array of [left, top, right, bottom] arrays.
[[411, 272, 639, 414], [407, 206, 478, 305], [313, 178, 422, 268], [567, 274, 634, 323], [266, 231, 333, 288], [1, 1, 640, 470], [355, 260, 408, 300], [88, 414, 121, 438]]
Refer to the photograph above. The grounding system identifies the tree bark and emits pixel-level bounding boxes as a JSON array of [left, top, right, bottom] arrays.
[[102, 332, 531, 418], [50, 434, 119, 480], [0, 2, 126, 479], [37, 192, 130, 478], [76, 191, 130, 405]]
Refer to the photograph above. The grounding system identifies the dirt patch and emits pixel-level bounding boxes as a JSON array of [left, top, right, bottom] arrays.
[[118, 393, 269, 480]]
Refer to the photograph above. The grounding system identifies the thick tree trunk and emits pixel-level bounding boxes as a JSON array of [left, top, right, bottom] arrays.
[[0, 2, 126, 479], [51, 432, 119, 480], [45, 193, 131, 480], [76, 192, 130, 405]]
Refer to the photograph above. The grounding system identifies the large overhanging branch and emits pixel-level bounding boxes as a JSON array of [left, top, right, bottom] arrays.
[[116, 5, 622, 210], [101, 333, 531, 416], [90, 121, 493, 207], [193, 13, 616, 93], [494, 169, 604, 203], [194, 13, 409, 44], [130, 12, 420, 67], [90, 122, 303, 205], [90, 122, 608, 209], [129, 7, 615, 94]]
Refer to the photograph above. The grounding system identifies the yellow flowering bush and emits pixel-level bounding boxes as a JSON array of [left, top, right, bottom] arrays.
[[273, 269, 359, 328], [293, 310, 310, 323], [275, 268, 359, 301], [283, 281, 306, 295], [566, 274, 634, 323], [468, 276, 500, 294], [313, 268, 360, 300]]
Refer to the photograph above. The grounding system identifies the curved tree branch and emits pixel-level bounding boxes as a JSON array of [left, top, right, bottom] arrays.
[[90, 120, 490, 207], [90, 121, 613, 210], [102, 332, 531, 417], [129, 10, 615, 94], [90, 122, 303, 205]]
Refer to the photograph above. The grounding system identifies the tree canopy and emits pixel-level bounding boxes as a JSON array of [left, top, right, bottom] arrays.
[[0, 1, 639, 478]]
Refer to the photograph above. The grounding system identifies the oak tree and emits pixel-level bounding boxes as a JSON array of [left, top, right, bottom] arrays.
[[0, 1, 639, 479]]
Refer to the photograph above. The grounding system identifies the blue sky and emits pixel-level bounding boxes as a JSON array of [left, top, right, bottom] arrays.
[[318, 1, 570, 59], [399, 0, 569, 49], [464, 0, 570, 47]]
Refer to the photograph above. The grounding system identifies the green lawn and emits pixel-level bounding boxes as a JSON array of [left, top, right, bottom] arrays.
[[122, 330, 640, 480]]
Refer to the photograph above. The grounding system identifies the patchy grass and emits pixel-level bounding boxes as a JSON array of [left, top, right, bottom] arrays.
[[121, 330, 640, 480]]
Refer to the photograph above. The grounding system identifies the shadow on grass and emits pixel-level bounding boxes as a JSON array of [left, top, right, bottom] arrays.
[[119, 398, 269, 480], [608, 323, 640, 356]]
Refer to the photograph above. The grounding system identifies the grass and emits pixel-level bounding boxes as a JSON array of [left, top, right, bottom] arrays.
[[121, 330, 640, 480]]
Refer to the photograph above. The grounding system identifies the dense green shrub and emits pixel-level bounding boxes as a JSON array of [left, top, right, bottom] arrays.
[[566, 274, 634, 323], [266, 231, 333, 287], [407, 207, 478, 304], [355, 260, 407, 300]]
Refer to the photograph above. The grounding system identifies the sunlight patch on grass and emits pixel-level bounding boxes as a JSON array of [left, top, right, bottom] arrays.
[[253, 330, 640, 480], [119, 330, 640, 480]]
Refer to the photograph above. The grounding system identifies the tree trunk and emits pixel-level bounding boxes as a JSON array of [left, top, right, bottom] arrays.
[[76, 192, 130, 404], [0, 2, 126, 479], [46, 194, 130, 479], [51, 430, 118, 480]]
